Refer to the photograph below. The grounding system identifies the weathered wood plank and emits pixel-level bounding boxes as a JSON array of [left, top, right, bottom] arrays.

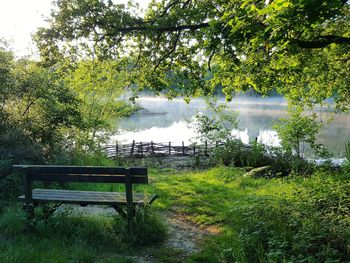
[[13, 166, 148, 184], [13, 165, 147, 176], [18, 189, 158, 205], [28, 174, 147, 184]]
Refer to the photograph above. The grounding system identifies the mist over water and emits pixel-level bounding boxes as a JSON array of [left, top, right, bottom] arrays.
[[112, 96, 350, 157]]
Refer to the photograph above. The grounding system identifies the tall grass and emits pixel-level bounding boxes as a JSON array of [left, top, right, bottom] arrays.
[[0, 204, 166, 263], [148, 167, 350, 262], [345, 140, 350, 164]]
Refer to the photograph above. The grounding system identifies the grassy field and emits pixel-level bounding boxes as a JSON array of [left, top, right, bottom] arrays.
[[0, 166, 349, 262]]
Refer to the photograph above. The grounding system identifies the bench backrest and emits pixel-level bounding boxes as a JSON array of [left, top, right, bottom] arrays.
[[13, 165, 149, 223], [13, 165, 148, 184]]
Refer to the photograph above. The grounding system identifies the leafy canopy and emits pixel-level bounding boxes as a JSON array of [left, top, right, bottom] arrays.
[[35, 0, 350, 109]]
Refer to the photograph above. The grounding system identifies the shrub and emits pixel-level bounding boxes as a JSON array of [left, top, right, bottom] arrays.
[[0, 162, 22, 212], [212, 140, 313, 176], [274, 105, 328, 159], [235, 174, 350, 262]]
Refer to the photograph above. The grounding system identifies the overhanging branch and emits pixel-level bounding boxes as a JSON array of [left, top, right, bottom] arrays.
[[293, 35, 350, 48], [109, 22, 210, 35]]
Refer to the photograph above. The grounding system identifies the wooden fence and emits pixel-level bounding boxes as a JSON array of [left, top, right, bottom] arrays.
[[104, 140, 217, 158]]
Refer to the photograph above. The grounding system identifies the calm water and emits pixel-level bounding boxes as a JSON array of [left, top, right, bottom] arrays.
[[111, 96, 350, 157]]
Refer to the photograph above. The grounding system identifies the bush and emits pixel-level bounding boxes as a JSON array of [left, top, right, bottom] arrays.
[[190, 99, 315, 176], [0, 161, 22, 212], [0, 127, 44, 163], [273, 105, 325, 158], [235, 174, 350, 262], [212, 140, 313, 176]]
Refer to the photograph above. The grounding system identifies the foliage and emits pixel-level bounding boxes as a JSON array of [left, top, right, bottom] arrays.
[[189, 99, 313, 174], [146, 167, 350, 262], [189, 98, 239, 145], [212, 139, 313, 175], [0, 161, 22, 213], [63, 59, 135, 152], [0, 41, 136, 162], [35, 0, 350, 110], [345, 140, 350, 164], [0, 45, 83, 162], [274, 105, 329, 158]]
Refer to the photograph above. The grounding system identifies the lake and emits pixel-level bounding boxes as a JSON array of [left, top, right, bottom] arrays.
[[111, 96, 350, 158]]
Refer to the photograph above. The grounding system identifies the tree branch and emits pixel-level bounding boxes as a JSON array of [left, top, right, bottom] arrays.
[[145, 0, 182, 25], [154, 31, 181, 71], [208, 50, 215, 71], [293, 35, 350, 48], [109, 22, 209, 35]]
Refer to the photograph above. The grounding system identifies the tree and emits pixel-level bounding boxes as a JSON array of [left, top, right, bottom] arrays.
[[190, 98, 239, 145], [273, 105, 325, 157], [35, 0, 350, 109], [0, 39, 136, 161], [0, 44, 84, 161], [63, 59, 136, 150]]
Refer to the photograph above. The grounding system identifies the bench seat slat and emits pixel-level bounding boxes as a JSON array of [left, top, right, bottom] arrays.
[[18, 189, 158, 206]]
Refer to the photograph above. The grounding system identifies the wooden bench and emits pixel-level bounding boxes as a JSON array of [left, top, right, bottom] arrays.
[[13, 165, 158, 229]]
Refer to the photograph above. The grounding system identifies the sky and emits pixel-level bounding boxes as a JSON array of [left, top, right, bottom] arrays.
[[0, 0, 149, 57]]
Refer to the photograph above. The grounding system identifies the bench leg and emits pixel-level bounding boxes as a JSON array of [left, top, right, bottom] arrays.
[[112, 205, 126, 218], [126, 204, 135, 234], [42, 203, 62, 220], [23, 203, 34, 220], [112, 204, 135, 233]]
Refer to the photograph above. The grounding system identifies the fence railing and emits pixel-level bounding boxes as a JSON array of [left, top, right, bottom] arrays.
[[104, 140, 221, 158]]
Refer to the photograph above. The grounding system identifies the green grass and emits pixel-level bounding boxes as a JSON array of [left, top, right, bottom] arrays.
[[0, 203, 166, 263], [146, 167, 349, 262], [1, 166, 349, 262]]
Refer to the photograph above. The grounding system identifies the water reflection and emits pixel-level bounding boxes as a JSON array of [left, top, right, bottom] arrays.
[[113, 96, 350, 157], [257, 130, 281, 147]]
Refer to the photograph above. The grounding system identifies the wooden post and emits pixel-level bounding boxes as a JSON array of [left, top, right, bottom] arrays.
[[140, 141, 143, 156], [115, 141, 119, 158], [182, 141, 185, 156], [151, 141, 154, 155], [124, 168, 134, 233], [193, 144, 196, 156], [23, 168, 34, 220], [205, 140, 208, 156], [130, 140, 135, 156], [168, 142, 171, 155]]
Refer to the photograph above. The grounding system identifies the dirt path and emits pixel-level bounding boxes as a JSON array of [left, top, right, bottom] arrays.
[[132, 212, 220, 263], [164, 212, 214, 254], [58, 205, 217, 262]]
